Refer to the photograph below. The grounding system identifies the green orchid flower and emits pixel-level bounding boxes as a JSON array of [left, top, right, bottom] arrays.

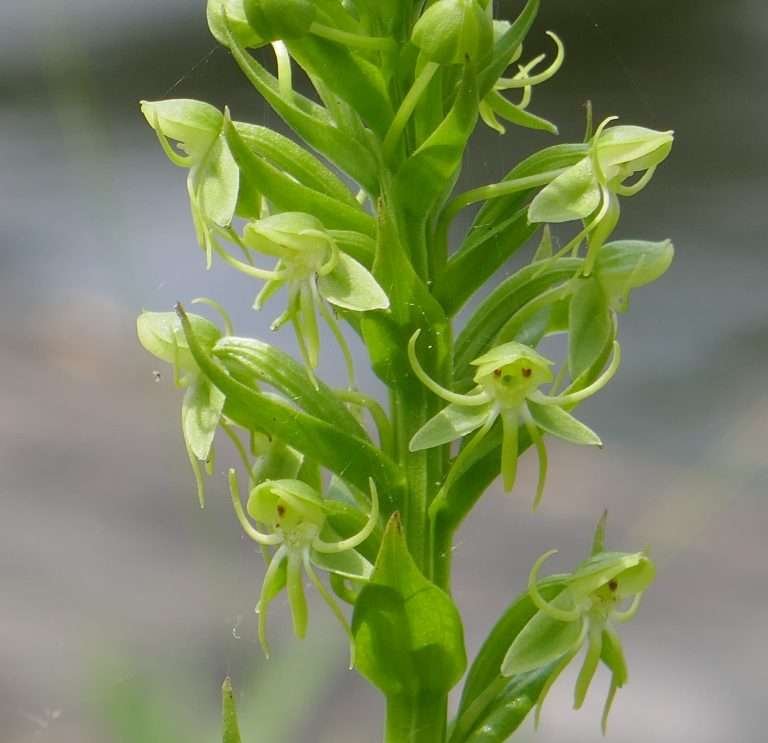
[[479, 30, 564, 136], [408, 332, 620, 508], [228, 470, 379, 659], [217, 212, 389, 382], [528, 118, 674, 275], [136, 304, 228, 507], [140, 99, 239, 269], [501, 519, 656, 732]]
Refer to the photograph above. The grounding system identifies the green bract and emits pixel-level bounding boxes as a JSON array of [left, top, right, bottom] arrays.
[[411, 0, 493, 65], [501, 525, 655, 733], [138, 0, 674, 738], [228, 471, 378, 659], [408, 332, 619, 509]]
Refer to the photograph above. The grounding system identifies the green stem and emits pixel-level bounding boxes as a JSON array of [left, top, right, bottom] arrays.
[[392, 386, 430, 570], [383, 62, 440, 161], [386, 694, 447, 743]]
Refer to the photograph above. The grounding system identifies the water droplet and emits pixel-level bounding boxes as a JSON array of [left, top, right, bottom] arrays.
[[232, 614, 243, 639]]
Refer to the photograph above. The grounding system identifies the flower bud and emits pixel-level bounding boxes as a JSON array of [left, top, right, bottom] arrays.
[[243, 0, 316, 41], [207, 0, 266, 49], [140, 99, 223, 162], [411, 0, 493, 65]]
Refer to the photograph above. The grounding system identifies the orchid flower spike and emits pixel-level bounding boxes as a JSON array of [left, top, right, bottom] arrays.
[[137, 305, 230, 508], [501, 516, 656, 733], [480, 30, 564, 136], [225, 212, 389, 383], [408, 331, 620, 509], [529, 119, 674, 275], [141, 99, 239, 269], [228, 470, 379, 661]]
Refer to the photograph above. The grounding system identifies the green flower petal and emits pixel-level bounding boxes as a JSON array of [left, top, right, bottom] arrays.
[[140, 99, 223, 161], [190, 135, 240, 228], [137, 311, 221, 370], [501, 607, 585, 676], [409, 402, 494, 451], [527, 400, 602, 446], [318, 252, 390, 312], [528, 157, 601, 223], [182, 377, 226, 461]]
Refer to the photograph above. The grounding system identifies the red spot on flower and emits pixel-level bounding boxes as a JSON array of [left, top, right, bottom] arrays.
[[522, 368, 532, 378]]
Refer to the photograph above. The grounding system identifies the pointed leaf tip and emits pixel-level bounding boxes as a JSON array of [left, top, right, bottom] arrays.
[[221, 676, 242, 743]]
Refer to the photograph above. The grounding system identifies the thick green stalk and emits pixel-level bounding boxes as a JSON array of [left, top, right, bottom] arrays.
[[391, 384, 431, 570], [386, 694, 447, 743]]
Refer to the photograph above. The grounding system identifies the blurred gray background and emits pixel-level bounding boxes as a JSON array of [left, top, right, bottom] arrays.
[[2, 0, 766, 741]]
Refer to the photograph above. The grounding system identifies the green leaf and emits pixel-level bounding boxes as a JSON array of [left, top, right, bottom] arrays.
[[436, 144, 588, 314], [213, 336, 367, 439], [137, 311, 221, 371], [393, 64, 479, 218], [221, 677, 242, 743], [528, 157, 600, 223], [459, 576, 568, 716], [192, 135, 239, 227], [286, 36, 393, 137], [353, 0, 412, 37], [182, 377, 226, 461], [233, 121, 358, 207], [178, 308, 404, 506], [224, 22, 379, 193], [453, 258, 581, 388], [352, 514, 466, 696], [223, 119, 375, 235], [527, 401, 602, 446], [318, 252, 390, 311], [457, 666, 555, 743], [568, 276, 613, 384]]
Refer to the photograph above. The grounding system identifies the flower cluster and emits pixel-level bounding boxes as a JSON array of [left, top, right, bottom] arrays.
[[135, 0, 674, 736]]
